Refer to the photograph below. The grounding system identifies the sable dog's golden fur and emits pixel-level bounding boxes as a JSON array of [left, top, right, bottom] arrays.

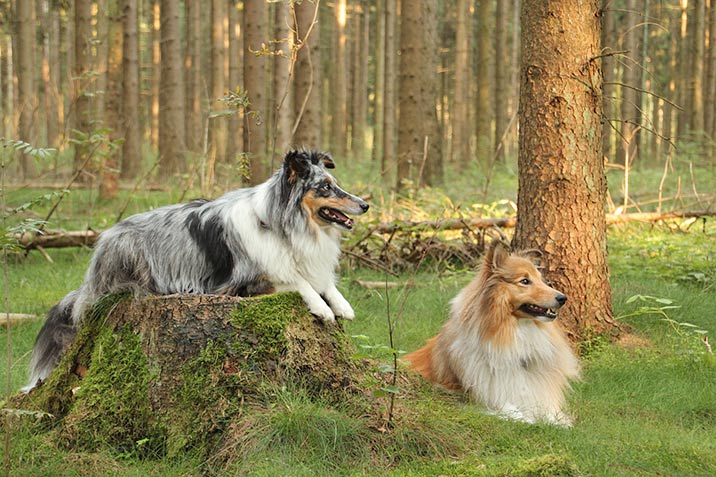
[[404, 242, 580, 426]]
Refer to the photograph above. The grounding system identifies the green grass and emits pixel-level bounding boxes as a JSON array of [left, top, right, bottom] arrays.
[[2, 165, 716, 476]]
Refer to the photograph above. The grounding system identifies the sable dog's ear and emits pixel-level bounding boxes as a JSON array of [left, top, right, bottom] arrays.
[[519, 249, 544, 267], [484, 240, 509, 270], [284, 150, 311, 181]]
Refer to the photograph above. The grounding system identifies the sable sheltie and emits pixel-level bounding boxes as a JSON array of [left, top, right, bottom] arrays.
[[25, 149, 368, 390], [404, 242, 580, 426]]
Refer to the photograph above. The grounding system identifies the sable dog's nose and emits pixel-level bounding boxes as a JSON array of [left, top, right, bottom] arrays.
[[556, 294, 567, 307]]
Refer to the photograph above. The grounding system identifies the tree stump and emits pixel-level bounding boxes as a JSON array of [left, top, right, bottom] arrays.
[[16, 292, 363, 456]]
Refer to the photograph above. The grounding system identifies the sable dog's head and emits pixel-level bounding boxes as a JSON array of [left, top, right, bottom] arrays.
[[282, 149, 369, 230], [482, 243, 567, 322]]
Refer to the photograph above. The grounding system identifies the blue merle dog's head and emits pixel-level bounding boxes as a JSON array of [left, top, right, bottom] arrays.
[[281, 149, 369, 230]]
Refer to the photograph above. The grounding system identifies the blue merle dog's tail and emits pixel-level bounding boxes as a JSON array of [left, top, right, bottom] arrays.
[[23, 290, 80, 391]]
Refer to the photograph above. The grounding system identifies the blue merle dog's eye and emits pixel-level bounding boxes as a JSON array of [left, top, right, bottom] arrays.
[[319, 183, 331, 193]]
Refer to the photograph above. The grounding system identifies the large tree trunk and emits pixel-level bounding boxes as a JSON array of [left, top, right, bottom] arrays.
[[514, 0, 616, 339], [158, 0, 186, 176], [121, 0, 141, 180], [17, 293, 360, 457]]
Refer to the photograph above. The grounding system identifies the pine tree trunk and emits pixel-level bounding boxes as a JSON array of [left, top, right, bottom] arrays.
[[382, 0, 397, 177], [690, 0, 705, 134], [292, 0, 322, 148], [150, 0, 160, 150], [73, 0, 93, 179], [99, 2, 122, 199], [47, 2, 62, 150], [600, 0, 615, 163], [372, 0, 385, 165], [271, 1, 293, 166], [226, 0, 243, 169], [184, 0, 202, 155], [618, 0, 639, 167], [475, 0, 492, 164], [244, 0, 268, 183], [158, 0, 186, 176], [514, 0, 616, 339], [493, 0, 507, 163], [208, 0, 227, 187], [331, 0, 348, 158], [121, 0, 141, 180], [351, 2, 369, 159], [15, 0, 38, 178], [452, 0, 471, 164]]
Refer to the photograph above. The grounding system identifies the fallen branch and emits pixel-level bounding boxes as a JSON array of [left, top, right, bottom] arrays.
[[14, 229, 100, 250], [1, 314, 39, 327]]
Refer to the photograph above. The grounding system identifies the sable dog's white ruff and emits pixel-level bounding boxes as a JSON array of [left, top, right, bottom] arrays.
[[25, 149, 367, 391]]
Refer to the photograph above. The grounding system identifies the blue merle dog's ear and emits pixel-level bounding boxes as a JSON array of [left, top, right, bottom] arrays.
[[284, 150, 312, 181], [316, 152, 335, 169]]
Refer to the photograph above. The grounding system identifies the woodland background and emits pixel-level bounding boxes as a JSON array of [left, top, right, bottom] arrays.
[[2, 0, 715, 195]]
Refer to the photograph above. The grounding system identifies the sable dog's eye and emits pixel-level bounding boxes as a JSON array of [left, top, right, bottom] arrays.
[[519, 278, 531, 285]]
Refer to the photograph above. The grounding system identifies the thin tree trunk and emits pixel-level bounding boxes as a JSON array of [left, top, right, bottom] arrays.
[[331, 0, 348, 157], [243, 0, 268, 183], [690, 0, 705, 134], [99, 1, 123, 199], [158, 0, 186, 175], [208, 0, 227, 187], [452, 0, 471, 164], [121, 0, 141, 180], [226, 0, 242, 167], [475, 0, 492, 164], [351, 2, 369, 159], [372, 0, 385, 164], [150, 0, 160, 150], [15, 0, 38, 178], [705, 0, 716, 144], [73, 0, 93, 179], [382, 0, 397, 177], [600, 0, 615, 163], [514, 0, 615, 338], [47, 1, 62, 149], [184, 0, 203, 155], [619, 0, 639, 167], [271, 1, 293, 167], [292, 0, 321, 148], [493, 0, 507, 163]]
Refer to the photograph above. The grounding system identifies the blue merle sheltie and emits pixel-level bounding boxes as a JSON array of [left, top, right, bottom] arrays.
[[25, 149, 369, 390]]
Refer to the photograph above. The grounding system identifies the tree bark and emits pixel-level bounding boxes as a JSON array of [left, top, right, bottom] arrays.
[[271, 1, 293, 167], [330, 0, 348, 158], [514, 0, 616, 339], [226, 0, 243, 169], [72, 0, 93, 180], [689, 0, 705, 134]]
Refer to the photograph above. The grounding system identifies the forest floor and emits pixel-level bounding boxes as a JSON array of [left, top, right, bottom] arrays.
[[2, 162, 716, 476]]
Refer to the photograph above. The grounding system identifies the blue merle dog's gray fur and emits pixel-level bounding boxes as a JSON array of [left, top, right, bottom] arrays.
[[25, 149, 367, 390]]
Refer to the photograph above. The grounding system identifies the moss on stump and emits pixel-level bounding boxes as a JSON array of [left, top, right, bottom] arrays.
[[16, 292, 363, 457]]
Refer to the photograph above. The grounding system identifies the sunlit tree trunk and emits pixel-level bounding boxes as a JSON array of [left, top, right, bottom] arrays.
[[158, 0, 186, 175], [244, 0, 268, 183], [121, 0, 141, 180], [292, 0, 321, 148], [208, 0, 227, 186], [600, 0, 615, 163], [331, 0, 348, 157], [689, 0, 705, 134], [372, 0, 385, 164], [150, 0, 160, 150], [46, 1, 62, 149], [351, 2, 369, 159], [514, 0, 615, 339]]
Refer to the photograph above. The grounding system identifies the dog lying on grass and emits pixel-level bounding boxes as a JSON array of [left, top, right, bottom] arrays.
[[26, 149, 368, 391], [404, 242, 580, 426]]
